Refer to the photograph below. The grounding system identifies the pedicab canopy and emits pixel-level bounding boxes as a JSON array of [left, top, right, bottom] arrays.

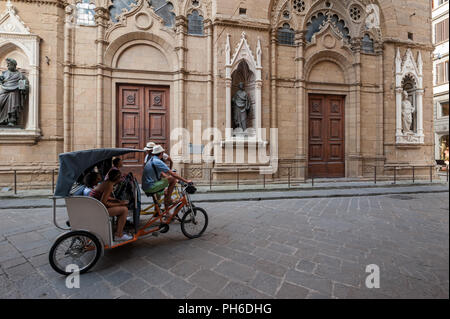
[[54, 148, 144, 197]]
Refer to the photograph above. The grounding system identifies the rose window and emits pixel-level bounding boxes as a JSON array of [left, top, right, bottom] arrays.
[[349, 5, 362, 22], [293, 0, 306, 13]]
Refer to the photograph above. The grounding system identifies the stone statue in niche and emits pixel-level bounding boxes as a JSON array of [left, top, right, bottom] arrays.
[[232, 82, 251, 132], [0, 58, 29, 126], [401, 90, 415, 133], [365, 4, 380, 30]]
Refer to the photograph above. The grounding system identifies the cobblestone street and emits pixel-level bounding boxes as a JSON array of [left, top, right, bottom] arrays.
[[0, 192, 448, 299]]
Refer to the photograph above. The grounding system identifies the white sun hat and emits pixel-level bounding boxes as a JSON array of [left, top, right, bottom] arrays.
[[144, 141, 156, 151], [152, 145, 165, 155]]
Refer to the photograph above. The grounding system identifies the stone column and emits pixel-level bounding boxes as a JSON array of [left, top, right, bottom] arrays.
[[94, 7, 108, 148], [255, 38, 262, 137], [175, 16, 187, 161], [205, 19, 213, 132], [63, 4, 74, 153], [270, 29, 277, 130], [350, 38, 363, 177], [225, 34, 232, 140], [295, 31, 306, 165], [27, 37, 40, 136], [395, 88, 403, 137], [416, 89, 424, 138], [225, 79, 232, 140]]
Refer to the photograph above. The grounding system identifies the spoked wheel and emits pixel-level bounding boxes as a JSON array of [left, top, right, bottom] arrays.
[[49, 231, 102, 276], [181, 207, 208, 239]]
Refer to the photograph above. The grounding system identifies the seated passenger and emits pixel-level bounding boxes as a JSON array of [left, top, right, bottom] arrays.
[[90, 169, 132, 242], [142, 145, 191, 212], [82, 171, 102, 196], [105, 157, 125, 181]]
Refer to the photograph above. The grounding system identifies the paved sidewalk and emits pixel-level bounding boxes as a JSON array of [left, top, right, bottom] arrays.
[[0, 182, 448, 209], [1, 178, 448, 199]]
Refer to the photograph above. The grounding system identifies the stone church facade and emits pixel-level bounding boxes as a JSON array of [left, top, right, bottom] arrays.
[[0, 0, 435, 188]]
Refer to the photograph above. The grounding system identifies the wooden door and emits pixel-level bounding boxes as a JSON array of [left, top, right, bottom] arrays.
[[308, 94, 345, 178], [117, 85, 170, 180]]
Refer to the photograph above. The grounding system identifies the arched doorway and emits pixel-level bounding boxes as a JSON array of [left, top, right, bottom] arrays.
[[110, 39, 174, 179], [307, 60, 347, 178]]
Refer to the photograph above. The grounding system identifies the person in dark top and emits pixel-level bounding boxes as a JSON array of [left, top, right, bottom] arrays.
[[82, 171, 102, 196]]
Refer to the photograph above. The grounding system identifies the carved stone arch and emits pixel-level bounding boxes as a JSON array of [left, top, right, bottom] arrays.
[[271, 0, 309, 31], [183, 0, 211, 18], [104, 31, 179, 70], [305, 50, 354, 84], [305, 3, 352, 28], [111, 39, 172, 72], [270, 0, 288, 24], [273, 0, 293, 27], [0, 40, 32, 67]]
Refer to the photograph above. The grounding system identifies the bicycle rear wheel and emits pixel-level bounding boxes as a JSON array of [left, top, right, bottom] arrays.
[[181, 207, 208, 239], [49, 230, 102, 276]]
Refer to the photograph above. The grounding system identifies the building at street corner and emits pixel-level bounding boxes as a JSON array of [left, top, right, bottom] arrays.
[[0, 0, 437, 188], [431, 0, 449, 163]]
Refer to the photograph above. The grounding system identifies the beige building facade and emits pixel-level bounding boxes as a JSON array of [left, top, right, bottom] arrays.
[[0, 0, 436, 188]]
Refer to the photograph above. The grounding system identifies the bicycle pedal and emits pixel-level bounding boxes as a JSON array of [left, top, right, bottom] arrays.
[[151, 232, 160, 237]]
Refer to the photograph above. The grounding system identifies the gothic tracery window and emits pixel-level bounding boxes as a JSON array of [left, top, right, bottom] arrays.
[[148, 0, 176, 27], [349, 4, 363, 22], [361, 34, 374, 53], [292, 0, 306, 13], [305, 12, 327, 42], [306, 12, 351, 43], [109, 0, 137, 23], [187, 10, 204, 35], [76, 0, 96, 26], [277, 23, 295, 46]]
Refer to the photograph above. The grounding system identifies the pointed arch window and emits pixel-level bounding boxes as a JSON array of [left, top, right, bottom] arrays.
[[306, 12, 351, 43], [361, 34, 374, 53], [305, 12, 327, 42], [109, 0, 138, 23], [187, 10, 204, 35], [148, 0, 176, 27], [77, 0, 96, 26], [277, 23, 295, 46]]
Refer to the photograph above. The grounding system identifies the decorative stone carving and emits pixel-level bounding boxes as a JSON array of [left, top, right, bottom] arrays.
[[232, 82, 251, 132], [0, 0, 40, 143], [401, 90, 415, 133], [365, 4, 380, 30], [225, 32, 263, 141], [0, 58, 29, 126], [395, 48, 424, 144]]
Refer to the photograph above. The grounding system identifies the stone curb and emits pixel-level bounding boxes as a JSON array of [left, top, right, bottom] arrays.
[[0, 181, 447, 199], [1, 188, 448, 210]]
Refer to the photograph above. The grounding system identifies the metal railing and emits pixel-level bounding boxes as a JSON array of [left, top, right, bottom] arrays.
[[368, 164, 448, 185], [0, 169, 58, 194], [1, 164, 447, 194]]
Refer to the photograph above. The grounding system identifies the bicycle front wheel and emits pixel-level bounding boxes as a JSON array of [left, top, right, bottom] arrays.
[[49, 230, 102, 276], [181, 207, 208, 239]]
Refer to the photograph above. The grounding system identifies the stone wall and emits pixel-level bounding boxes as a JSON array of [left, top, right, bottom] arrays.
[[0, 0, 436, 188]]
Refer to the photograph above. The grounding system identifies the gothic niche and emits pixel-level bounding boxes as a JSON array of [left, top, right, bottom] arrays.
[[225, 32, 262, 141], [401, 75, 417, 134], [231, 61, 255, 135], [395, 48, 424, 144]]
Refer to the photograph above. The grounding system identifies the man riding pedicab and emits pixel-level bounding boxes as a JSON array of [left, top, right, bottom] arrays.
[[142, 145, 191, 212]]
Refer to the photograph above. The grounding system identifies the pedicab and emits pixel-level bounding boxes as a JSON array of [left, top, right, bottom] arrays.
[[49, 148, 208, 275]]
